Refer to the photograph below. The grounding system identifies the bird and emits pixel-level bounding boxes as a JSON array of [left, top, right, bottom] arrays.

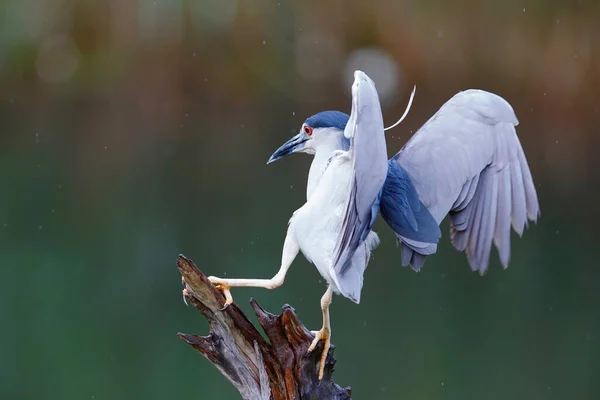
[[207, 70, 540, 380]]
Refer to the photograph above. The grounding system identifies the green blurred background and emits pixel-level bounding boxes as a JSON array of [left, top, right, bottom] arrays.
[[1, 0, 598, 399]]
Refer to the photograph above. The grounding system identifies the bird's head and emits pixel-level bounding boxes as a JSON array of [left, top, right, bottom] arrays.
[[267, 111, 350, 164], [268, 70, 417, 165]]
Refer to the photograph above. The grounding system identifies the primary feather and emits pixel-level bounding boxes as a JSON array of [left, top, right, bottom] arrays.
[[389, 89, 540, 273], [332, 71, 389, 277]]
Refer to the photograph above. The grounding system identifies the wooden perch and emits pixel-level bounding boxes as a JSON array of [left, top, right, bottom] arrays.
[[176, 254, 352, 400]]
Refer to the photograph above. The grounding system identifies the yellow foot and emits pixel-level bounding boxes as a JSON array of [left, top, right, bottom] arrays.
[[207, 276, 234, 310], [307, 328, 331, 380]]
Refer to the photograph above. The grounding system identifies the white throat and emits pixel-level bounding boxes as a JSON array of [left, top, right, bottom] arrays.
[[306, 129, 348, 200]]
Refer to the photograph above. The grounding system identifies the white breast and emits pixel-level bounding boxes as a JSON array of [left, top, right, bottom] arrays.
[[289, 152, 352, 286]]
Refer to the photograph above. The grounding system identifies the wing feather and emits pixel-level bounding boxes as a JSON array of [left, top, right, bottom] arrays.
[[332, 71, 388, 280], [493, 125, 512, 267], [391, 89, 540, 272]]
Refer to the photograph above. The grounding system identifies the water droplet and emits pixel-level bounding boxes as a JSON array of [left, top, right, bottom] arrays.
[[363, 320, 367, 327], [38, 225, 43, 230], [441, 381, 444, 386], [292, 111, 295, 116], [192, 52, 196, 57], [262, 40, 267, 45], [522, 8, 526, 12]]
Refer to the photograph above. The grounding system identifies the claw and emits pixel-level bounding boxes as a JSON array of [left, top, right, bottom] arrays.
[[306, 330, 320, 354], [208, 277, 234, 310], [182, 288, 189, 306], [307, 328, 330, 380]]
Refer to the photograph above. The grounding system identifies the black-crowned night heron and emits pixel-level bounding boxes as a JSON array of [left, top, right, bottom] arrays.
[[206, 70, 540, 380]]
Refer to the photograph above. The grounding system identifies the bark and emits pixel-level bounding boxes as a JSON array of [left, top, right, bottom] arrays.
[[176, 255, 352, 400]]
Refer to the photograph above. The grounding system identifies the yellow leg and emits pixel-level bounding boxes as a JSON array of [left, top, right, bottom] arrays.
[[307, 285, 333, 380], [207, 232, 299, 308]]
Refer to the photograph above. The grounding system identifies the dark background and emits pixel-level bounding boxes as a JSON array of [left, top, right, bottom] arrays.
[[1, 1, 598, 399]]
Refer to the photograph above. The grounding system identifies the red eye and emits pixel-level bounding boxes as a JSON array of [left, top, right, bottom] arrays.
[[304, 126, 313, 135]]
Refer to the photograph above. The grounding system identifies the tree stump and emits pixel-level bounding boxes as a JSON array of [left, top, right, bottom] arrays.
[[177, 255, 352, 400]]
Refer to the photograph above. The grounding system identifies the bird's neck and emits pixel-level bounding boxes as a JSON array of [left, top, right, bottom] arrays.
[[306, 138, 349, 200]]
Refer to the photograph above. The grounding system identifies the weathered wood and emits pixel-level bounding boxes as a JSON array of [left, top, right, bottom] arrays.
[[177, 254, 352, 400]]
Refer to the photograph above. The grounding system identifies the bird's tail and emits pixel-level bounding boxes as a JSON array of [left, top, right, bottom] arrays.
[[333, 231, 380, 304], [399, 237, 437, 271]]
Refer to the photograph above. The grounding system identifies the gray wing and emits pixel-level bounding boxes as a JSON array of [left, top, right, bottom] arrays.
[[395, 89, 540, 273], [331, 71, 388, 286]]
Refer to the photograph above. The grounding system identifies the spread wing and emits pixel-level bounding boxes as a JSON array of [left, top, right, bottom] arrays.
[[331, 71, 388, 281], [392, 89, 540, 273]]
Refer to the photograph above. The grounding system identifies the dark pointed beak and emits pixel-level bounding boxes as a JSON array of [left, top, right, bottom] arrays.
[[267, 132, 309, 164]]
